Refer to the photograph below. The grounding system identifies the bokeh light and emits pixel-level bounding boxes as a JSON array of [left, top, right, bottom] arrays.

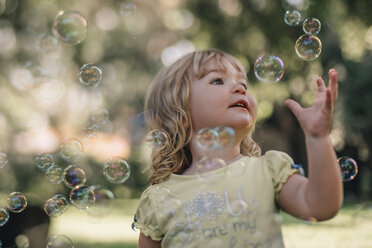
[[47, 235, 74, 248], [338, 156, 358, 181], [63, 165, 86, 188], [37, 33, 58, 53], [39, 77, 65, 101], [6, 192, 27, 213], [69, 185, 95, 210], [295, 34, 322, 61], [52, 10, 88, 45], [254, 55, 284, 83], [303, 17, 321, 35], [19, 62, 46, 89], [103, 157, 131, 184]]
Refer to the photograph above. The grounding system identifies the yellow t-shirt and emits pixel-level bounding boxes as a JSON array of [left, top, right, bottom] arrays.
[[134, 150, 299, 247]]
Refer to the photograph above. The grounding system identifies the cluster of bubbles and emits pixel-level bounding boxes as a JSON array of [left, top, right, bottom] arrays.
[[196, 126, 235, 150], [254, 55, 284, 83], [295, 17, 322, 61]]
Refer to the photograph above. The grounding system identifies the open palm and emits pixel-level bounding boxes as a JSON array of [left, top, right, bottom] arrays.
[[284, 69, 338, 138]]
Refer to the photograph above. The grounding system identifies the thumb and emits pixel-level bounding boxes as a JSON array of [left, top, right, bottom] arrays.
[[284, 99, 303, 119]]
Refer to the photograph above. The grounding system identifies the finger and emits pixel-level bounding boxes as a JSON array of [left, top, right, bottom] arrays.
[[284, 99, 303, 120], [316, 76, 326, 94], [328, 68, 338, 101], [325, 88, 333, 112]]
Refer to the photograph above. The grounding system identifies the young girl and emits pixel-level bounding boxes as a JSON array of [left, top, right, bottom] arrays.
[[133, 49, 343, 247]]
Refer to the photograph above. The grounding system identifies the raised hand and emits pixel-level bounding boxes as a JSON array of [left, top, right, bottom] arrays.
[[284, 69, 338, 138]]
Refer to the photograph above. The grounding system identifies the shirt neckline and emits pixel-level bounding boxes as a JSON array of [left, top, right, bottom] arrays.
[[169, 156, 250, 180]]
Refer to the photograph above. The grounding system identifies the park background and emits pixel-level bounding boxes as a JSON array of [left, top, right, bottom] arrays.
[[0, 0, 372, 247]]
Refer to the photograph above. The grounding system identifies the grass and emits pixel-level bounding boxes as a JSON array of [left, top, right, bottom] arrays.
[[50, 200, 372, 248]]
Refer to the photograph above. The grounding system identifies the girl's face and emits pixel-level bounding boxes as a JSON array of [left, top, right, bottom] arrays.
[[189, 60, 257, 134]]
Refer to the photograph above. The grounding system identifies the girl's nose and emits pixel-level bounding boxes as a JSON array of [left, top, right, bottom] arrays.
[[233, 84, 246, 95]]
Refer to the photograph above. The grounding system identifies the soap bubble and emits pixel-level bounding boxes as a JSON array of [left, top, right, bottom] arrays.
[[0, 207, 9, 227], [79, 64, 102, 88], [145, 129, 168, 149], [254, 55, 284, 83], [303, 17, 321, 35], [337, 156, 358, 181], [52, 10, 88, 45], [46, 165, 63, 184], [7, 192, 27, 213], [284, 10, 301, 26], [35, 153, 54, 171], [88, 185, 115, 217], [120, 2, 136, 17], [90, 108, 109, 124], [0, 152, 8, 169], [37, 34, 58, 52], [70, 185, 95, 210], [295, 34, 322, 61], [44, 194, 69, 217], [47, 235, 74, 248], [196, 157, 226, 184], [59, 138, 84, 162], [196, 128, 218, 150], [215, 126, 235, 149], [81, 121, 101, 137], [103, 157, 131, 184], [39, 77, 65, 101], [20, 62, 46, 89], [63, 165, 86, 188]]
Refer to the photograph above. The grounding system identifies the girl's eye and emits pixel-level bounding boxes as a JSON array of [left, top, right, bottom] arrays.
[[240, 82, 248, 90], [211, 78, 223, 85]]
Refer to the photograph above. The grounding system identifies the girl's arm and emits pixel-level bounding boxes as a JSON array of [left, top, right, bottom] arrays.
[[278, 69, 343, 221], [138, 233, 162, 248]]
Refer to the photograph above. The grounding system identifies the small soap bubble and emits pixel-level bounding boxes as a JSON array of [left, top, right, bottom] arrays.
[[103, 157, 131, 184], [196, 157, 226, 184], [284, 10, 301, 26], [35, 153, 54, 171], [90, 108, 109, 124], [44, 194, 69, 217], [59, 138, 84, 162], [152, 185, 171, 202], [52, 10, 88, 45], [303, 17, 321, 35], [70, 185, 95, 210], [20, 62, 46, 89], [7, 192, 27, 213], [79, 64, 102, 88], [196, 128, 219, 150], [337, 156, 358, 181], [0, 152, 8, 169], [47, 235, 74, 248], [295, 34, 322, 61], [46, 165, 63, 184], [89, 185, 115, 209], [145, 130, 168, 149], [215, 126, 235, 149], [63, 165, 86, 188], [254, 55, 284, 83], [39, 77, 65, 101], [120, 2, 136, 17], [82, 121, 101, 137], [0, 207, 9, 227], [37, 34, 58, 52]]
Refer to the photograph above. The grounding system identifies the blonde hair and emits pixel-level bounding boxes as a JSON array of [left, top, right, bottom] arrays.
[[145, 49, 261, 185]]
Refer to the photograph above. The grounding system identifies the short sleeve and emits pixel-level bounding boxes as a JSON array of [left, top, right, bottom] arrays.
[[264, 150, 299, 201], [134, 187, 164, 241]]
